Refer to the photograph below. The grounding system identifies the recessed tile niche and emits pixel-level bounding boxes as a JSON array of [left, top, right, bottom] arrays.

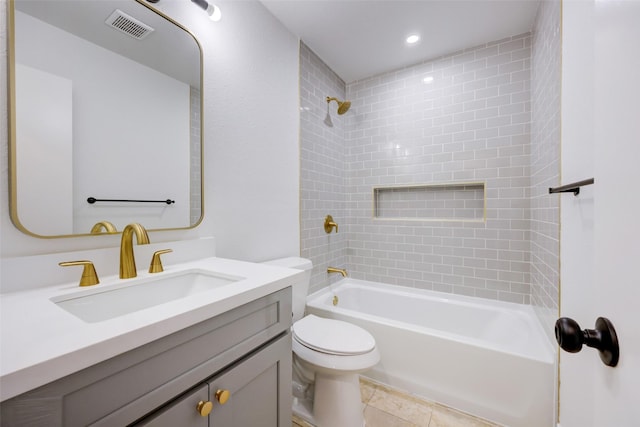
[[373, 183, 486, 222]]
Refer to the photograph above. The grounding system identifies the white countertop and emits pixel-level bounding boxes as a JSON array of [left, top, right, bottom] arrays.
[[0, 257, 301, 402]]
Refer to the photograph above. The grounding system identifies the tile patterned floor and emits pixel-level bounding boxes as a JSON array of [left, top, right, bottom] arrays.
[[292, 377, 500, 427]]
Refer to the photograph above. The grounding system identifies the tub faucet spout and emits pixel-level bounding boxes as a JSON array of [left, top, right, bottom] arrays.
[[327, 267, 348, 277]]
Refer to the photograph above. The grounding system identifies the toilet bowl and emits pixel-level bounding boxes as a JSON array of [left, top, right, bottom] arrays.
[[262, 257, 380, 427]]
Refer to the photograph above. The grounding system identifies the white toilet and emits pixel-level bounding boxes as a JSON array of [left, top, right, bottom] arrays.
[[263, 257, 380, 427]]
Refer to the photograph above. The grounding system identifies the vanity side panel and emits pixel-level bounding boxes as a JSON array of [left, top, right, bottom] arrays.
[[0, 288, 292, 427], [0, 396, 63, 427]]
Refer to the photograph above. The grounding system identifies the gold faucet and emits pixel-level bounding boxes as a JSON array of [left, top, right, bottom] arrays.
[[120, 223, 150, 279], [327, 266, 347, 277], [90, 221, 117, 234]]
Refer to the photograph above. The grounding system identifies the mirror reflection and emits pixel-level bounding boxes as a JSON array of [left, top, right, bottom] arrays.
[[9, 0, 203, 237]]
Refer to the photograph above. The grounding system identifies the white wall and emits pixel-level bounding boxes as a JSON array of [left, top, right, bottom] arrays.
[[559, 1, 597, 425], [591, 2, 640, 423], [1, 0, 299, 275], [203, 0, 300, 262], [561, 1, 640, 426]]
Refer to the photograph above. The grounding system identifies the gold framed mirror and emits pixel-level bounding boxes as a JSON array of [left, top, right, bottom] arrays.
[[8, 0, 203, 238]]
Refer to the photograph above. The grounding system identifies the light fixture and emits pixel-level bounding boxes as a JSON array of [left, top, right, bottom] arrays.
[[191, 0, 222, 21], [406, 34, 420, 45], [423, 76, 434, 84]]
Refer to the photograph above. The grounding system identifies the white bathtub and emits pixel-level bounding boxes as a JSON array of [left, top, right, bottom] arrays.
[[305, 279, 556, 427]]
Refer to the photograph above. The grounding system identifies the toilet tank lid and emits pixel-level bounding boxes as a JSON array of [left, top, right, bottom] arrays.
[[262, 257, 313, 271]]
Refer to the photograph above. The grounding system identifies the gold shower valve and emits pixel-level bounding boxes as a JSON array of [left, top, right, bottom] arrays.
[[324, 215, 338, 233]]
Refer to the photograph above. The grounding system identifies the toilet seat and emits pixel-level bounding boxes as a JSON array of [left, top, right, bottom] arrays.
[[293, 314, 376, 355], [292, 334, 380, 373]]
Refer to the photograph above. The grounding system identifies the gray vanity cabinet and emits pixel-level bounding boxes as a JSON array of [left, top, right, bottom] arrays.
[[207, 333, 291, 426], [0, 288, 292, 427], [134, 384, 210, 427], [136, 333, 291, 427]]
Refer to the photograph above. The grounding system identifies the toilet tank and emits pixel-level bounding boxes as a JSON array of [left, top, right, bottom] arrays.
[[262, 257, 312, 322]]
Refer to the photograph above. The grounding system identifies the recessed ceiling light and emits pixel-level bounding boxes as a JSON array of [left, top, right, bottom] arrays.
[[423, 76, 434, 84], [406, 34, 421, 45]]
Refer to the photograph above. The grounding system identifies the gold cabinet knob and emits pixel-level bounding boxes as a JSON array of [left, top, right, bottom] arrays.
[[196, 400, 213, 417], [215, 389, 230, 405]]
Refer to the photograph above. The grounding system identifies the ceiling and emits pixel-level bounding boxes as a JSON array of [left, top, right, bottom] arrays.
[[260, 0, 541, 83]]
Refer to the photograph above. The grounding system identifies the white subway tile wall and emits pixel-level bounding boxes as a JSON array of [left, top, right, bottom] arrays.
[[300, 4, 560, 307], [300, 43, 349, 293], [530, 1, 561, 328], [345, 33, 533, 303]]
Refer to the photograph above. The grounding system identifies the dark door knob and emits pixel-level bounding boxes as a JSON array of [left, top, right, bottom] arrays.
[[555, 317, 619, 367]]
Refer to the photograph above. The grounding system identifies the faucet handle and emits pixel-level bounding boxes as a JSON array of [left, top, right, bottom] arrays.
[[59, 260, 100, 287], [149, 249, 173, 273], [324, 215, 339, 233]]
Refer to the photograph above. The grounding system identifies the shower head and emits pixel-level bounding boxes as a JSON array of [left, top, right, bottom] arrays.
[[326, 96, 351, 115]]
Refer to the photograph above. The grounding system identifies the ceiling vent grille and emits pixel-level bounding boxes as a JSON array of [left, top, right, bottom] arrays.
[[105, 10, 154, 40]]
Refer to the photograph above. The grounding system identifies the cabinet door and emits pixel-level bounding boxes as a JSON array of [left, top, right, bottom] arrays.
[[208, 334, 292, 427], [133, 384, 209, 427]]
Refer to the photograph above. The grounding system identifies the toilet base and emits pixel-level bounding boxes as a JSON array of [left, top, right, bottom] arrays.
[[292, 396, 315, 425], [313, 372, 365, 427]]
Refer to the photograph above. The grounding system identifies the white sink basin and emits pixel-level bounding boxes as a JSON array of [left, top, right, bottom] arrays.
[[52, 269, 243, 323]]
